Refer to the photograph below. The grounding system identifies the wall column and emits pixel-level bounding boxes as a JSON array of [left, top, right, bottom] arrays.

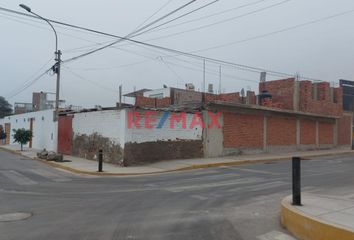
[[296, 118, 301, 149], [316, 120, 319, 148], [333, 119, 338, 147], [263, 115, 268, 152]]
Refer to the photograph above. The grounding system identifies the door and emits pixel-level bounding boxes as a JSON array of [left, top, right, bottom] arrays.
[[4, 123, 10, 145], [58, 116, 73, 155]]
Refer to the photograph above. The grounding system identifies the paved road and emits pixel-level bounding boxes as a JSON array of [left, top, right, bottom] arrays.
[[0, 150, 354, 240]]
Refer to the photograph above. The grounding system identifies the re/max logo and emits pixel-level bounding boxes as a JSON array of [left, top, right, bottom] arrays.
[[127, 111, 222, 129]]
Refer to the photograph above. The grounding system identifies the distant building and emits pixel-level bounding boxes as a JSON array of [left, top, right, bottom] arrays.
[[14, 102, 33, 114], [339, 79, 354, 112]]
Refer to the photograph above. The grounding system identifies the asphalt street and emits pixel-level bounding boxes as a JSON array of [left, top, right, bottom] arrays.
[[1, 149, 354, 240]]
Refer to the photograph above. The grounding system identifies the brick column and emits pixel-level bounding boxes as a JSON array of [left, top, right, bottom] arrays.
[[263, 115, 268, 152]]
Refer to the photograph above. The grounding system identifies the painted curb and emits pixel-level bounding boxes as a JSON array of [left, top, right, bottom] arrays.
[[1, 146, 353, 176], [281, 196, 354, 240]]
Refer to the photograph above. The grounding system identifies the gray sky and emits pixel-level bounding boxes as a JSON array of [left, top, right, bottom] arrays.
[[1, 0, 354, 108]]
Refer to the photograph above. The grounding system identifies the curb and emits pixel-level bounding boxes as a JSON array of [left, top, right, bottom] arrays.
[[1, 146, 353, 176], [281, 196, 354, 240]]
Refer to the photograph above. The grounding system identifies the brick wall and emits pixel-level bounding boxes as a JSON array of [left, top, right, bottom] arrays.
[[338, 114, 352, 146], [135, 96, 171, 108], [260, 78, 343, 116], [267, 116, 296, 145], [299, 81, 342, 116], [300, 119, 316, 145], [223, 112, 263, 148], [205, 92, 242, 103], [259, 78, 295, 110], [319, 122, 333, 145]]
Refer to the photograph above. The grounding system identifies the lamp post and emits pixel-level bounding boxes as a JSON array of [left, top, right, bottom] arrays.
[[19, 4, 61, 121]]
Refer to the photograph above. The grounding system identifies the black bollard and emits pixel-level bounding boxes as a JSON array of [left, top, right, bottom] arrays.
[[98, 149, 103, 172], [292, 156, 301, 206]]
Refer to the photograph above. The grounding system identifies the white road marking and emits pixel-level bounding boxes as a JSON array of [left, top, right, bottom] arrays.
[[257, 230, 296, 240], [234, 167, 281, 175], [190, 195, 209, 200], [164, 177, 264, 192], [227, 181, 287, 193], [27, 169, 71, 182], [247, 181, 288, 192], [1, 170, 37, 185]]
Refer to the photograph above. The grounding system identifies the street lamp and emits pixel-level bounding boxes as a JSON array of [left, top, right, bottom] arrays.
[[19, 4, 61, 121]]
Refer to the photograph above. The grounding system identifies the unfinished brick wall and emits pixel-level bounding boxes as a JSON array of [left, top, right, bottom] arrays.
[[223, 112, 263, 148], [135, 96, 171, 108], [299, 81, 342, 117], [259, 78, 295, 110], [205, 92, 242, 103], [319, 122, 333, 145], [156, 97, 172, 108], [267, 115, 297, 145], [260, 78, 343, 116], [338, 114, 352, 146], [300, 119, 316, 145]]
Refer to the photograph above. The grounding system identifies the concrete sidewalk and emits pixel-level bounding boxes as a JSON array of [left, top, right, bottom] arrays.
[[1, 144, 353, 175], [281, 193, 354, 240]]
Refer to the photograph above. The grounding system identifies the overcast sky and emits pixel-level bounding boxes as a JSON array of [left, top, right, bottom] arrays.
[[1, 0, 354, 108]]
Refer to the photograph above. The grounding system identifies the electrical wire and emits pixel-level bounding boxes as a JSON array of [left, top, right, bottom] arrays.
[[5, 56, 54, 99], [137, 0, 219, 36], [62, 67, 117, 94], [6, 69, 51, 99], [189, 8, 354, 53], [62, 0, 198, 64], [138, 0, 292, 41], [0, 5, 348, 82], [132, 0, 175, 32], [142, 0, 268, 34]]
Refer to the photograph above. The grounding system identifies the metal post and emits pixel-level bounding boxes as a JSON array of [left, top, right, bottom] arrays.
[[55, 50, 61, 121], [98, 149, 103, 172], [292, 156, 301, 206]]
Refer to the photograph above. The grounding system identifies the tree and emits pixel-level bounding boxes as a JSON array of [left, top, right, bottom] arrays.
[[13, 128, 32, 151], [0, 96, 12, 118]]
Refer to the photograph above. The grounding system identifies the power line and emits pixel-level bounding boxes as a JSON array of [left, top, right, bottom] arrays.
[[190, 8, 354, 53], [62, 0, 198, 63], [67, 60, 149, 71], [0, 5, 339, 82], [6, 69, 51, 99], [62, 67, 117, 94], [132, 0, 175, 32], [137, 0, 292, 41], [5, 57, 54, 99], [143, 0, 269, 34], [137, 0, 219, 36]]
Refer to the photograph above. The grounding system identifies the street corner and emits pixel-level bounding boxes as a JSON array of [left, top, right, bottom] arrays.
[[280, 195, 354, 240]]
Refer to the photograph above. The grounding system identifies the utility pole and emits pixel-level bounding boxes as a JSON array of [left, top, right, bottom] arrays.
[[54, 50, 61, 120], [203, 59, 206, 93], [118, 84, 122, 107], [19, 4, 61, 121], [219, 65, 222, 94]]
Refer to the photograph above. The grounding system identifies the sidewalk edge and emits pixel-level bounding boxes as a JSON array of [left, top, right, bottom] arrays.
[[1, 146, 353, 176], [281, 196, 354, 240]]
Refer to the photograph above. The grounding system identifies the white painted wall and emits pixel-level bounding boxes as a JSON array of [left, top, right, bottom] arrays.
[[125, 110, 203, 144], [0, 110, 57, 151], [72, 110, 125, 148]]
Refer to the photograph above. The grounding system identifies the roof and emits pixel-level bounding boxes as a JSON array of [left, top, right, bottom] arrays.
[[123, 89, 152, 97]]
